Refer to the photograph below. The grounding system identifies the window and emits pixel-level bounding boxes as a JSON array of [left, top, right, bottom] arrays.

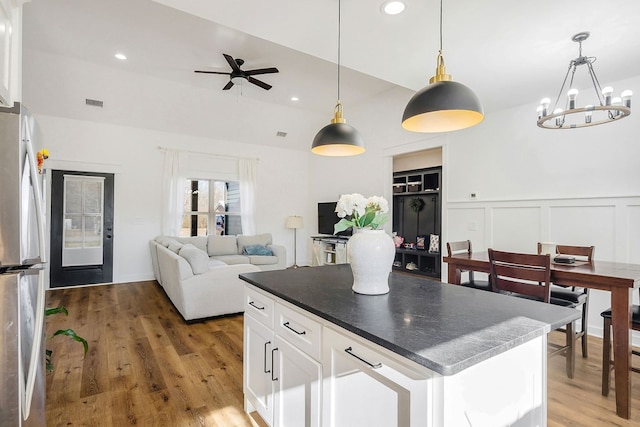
[[181, 179, 242, 236]]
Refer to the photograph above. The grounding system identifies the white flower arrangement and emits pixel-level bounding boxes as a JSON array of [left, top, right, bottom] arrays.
[[334, 193, 389, 234]]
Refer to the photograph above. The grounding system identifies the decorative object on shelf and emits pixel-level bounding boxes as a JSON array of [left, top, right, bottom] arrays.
[[335, 193, 393, 294], [537, 32, 632, 129], [36, 148, 49, 174], [403, 242, 416, 249], [416, 235, 427, 250], [406, 262, 418, 271], [401, 0, 483, 133], [285, 215, 304, 268], [428, 234, 440, 253], [409, 197, 425, 213], [311, 0, 365, 156], [392, 232, 404, 248]]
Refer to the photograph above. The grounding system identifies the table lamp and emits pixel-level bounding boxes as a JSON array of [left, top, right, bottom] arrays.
[[286, 215, 304, 268]]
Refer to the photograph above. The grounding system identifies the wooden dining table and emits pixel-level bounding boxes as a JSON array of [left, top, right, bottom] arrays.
[[444, 251, 640, 419]]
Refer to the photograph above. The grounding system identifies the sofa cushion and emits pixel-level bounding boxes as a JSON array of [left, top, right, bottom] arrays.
[[211, 254, 251, 265], [175, 236, 207, 252], [243, 244, 273, 256], [156, 236, 173, 247], [237, 234, 272, 254], [179, 244, 210, 274], [248, 255, 279, 265], [208, 259, 227, 268], [167, 240, 184, 254], [207, 235, 238, 256]]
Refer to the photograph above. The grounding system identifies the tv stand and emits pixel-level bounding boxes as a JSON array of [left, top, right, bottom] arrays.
[[311, 236, 349, 266]]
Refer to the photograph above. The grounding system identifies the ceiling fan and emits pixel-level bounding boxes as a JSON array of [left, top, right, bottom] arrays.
[[194, 53, 279, 91]]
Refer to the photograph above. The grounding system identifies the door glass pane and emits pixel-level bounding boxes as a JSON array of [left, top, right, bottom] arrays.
[[63, 215, 82, 248], [84, 181, 103, 214], [84, 215, 102, 247], [65, 180, 82, 213]]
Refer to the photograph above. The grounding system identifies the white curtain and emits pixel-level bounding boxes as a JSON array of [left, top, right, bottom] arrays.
[[239, 158, 257, 235], [161, 149, 184, 236]]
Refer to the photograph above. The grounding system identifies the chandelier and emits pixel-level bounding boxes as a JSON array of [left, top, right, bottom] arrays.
[[537, 32, 631, 129]]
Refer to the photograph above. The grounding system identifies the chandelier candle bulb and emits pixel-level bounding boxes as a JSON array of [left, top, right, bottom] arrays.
[[602, 86, 613, 106], [622, 90, 632, 108], [540, 98, 550, 116], [536, 105, 543, 119], [585, 105, 593, 123], [567, 88, 579, 109], [554, 108, 564, 126]]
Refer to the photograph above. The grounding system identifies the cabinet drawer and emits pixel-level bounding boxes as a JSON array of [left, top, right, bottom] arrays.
[[245, 285, 275, 328], [275, 303, 322, 360]]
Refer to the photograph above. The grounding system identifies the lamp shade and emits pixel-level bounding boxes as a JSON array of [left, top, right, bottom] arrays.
[[286, 215, 304, 229], [402, 81, 484, 133], [311, 122, 366, 156]]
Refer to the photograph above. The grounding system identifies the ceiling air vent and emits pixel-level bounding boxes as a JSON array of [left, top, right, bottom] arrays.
[[276, 131, 287, 137], [85, 98, 104, 107]]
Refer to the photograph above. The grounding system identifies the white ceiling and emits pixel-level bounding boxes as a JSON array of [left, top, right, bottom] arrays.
[[22, 0, 640, 132]]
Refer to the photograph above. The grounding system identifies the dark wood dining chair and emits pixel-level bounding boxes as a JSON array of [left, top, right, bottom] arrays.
[[601, 289, 640, 396], [537, 243, 594, 358], [446, 240, 491, 291], [489, 248, 575, 378]]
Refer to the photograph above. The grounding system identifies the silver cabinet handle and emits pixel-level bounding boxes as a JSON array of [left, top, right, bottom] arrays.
[[249, 301, 265, 310], [263, 341, 271, 374], [283, 321, 306, 335], [344, 346, 382, 369], [271, 348, 279, 381]]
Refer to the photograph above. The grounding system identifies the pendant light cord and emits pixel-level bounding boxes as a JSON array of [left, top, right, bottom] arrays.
[[439, 0, 443, 51], [337, 0, 341, 102]]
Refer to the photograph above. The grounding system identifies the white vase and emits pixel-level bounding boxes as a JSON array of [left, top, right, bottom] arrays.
[[348, 229, 395, 295]]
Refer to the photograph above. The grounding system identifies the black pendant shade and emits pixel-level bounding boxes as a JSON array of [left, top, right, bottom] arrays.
[[311, 121, 365, 156], [402, 80, 484, 133]]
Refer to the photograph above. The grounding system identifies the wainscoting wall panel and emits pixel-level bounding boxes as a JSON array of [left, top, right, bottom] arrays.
[[445, 196, 640, 345]]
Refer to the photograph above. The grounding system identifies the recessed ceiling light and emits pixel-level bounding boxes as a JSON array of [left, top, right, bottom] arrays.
[[291, 96, 299, 101], [114, 53, 127, 60], [381, 1, 405, 15]]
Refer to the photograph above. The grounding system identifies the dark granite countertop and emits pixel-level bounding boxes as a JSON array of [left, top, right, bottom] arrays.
[[239, 264, 580, 376]]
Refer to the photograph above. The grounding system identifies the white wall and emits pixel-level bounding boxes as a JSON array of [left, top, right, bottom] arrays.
[[35, 114, 310, 284]]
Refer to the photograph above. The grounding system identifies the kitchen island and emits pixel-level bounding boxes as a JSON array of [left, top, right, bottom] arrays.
[[239, 264, 580, 427]]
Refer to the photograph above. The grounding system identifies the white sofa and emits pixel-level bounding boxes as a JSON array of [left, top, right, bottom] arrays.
[[149, 234, 285, 321]]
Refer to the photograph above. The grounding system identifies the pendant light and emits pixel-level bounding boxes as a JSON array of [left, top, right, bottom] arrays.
[[402, 0, 484, 133], [311, 0, 365, 156]]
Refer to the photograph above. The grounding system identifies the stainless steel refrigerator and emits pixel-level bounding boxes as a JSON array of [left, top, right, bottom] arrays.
[[0, 103, 47, 426]]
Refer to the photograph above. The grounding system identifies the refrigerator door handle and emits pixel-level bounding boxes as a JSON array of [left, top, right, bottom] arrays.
[[24, 130, 47, 263], [21, 269, 45, 421]]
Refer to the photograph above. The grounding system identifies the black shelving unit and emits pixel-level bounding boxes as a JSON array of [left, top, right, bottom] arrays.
[[392, 166, 442, 278]]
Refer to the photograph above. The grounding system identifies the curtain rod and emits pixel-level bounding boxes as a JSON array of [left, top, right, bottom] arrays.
[[157, 146, 259, 162]]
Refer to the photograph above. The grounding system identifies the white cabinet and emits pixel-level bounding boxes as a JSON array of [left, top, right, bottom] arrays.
[[0, 0, 27, 106], [322, 327, 430, 427], [312, 237, 348, 266], [244, 314, 275, 425], [244, 285, 322, 427]]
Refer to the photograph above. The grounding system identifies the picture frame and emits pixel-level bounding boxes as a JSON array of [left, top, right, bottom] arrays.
[[416, 235, 427, 250]]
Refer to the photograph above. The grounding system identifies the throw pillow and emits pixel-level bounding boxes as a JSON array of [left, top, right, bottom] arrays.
[[207, 235, 238, 256], [179, 244, 210, 275], [243, 244, 274, 256], [237, 234, 272, 254], [167, 240, 183, 254]]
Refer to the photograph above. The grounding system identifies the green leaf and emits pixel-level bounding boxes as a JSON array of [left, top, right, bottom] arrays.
[[334, 218, 354, 234], [52, 329, 89, 357], [45, 306, 68, 316], [369, 213, 388, 229]]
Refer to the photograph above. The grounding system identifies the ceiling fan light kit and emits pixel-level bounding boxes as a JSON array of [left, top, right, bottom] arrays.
[[402, 0, 484, 133], [536, 31, 632, 129], [311, 0, 366, 156]]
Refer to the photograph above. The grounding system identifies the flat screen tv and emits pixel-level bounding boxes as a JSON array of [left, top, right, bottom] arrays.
[[317, 202, 352, 237]]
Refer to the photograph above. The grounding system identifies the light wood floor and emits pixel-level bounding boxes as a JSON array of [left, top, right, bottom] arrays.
[[45, 280, 640, 426]]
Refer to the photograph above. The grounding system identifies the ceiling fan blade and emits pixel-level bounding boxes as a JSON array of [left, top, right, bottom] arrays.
[[223, 53, 241, 72], [222, 81, 234, 90], [244, 67, 279, 76], [248, 77, 272, 91], [194, 70, 231, 75]]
